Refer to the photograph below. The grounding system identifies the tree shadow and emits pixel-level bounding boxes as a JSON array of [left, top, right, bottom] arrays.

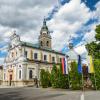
[[0, 91, 26, 100]]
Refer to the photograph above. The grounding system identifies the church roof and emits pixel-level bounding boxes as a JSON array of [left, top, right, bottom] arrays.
[[20, 41, 65, 55]]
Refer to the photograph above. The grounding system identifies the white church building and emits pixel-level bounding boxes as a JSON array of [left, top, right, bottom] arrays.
[[3, 19, 65, 86]]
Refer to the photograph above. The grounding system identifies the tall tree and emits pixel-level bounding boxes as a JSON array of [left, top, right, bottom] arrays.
[[86, 24, 100, 59], [70, 61, 82, 90], [95, 25, 100, 41], [86, 24, 100, 90]]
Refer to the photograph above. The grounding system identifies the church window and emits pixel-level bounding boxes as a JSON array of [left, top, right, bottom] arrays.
[[25, 51, 27, 58], [34, 53, 38, 60], [60, 58, 62, 62], [44, 55, 47, 61], [19, 65, 21, 68], [12, 52, 14, 57], [29, 70, 33, 79], [46, 41, 49, 46], [16, 51, 17, 56], [4, 73, 6, 80], [52, 57, 55, 63], [19, 70, 22, 79], [41, 41, 43, 46]]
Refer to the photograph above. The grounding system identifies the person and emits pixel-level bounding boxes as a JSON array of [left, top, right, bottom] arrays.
[[34, 76, 38, 88]]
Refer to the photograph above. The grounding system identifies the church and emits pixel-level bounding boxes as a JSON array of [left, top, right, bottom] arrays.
[[3, 19, 65, 86]]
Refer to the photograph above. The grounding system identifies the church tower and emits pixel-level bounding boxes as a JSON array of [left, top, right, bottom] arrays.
[[39, 18, 52, 49]]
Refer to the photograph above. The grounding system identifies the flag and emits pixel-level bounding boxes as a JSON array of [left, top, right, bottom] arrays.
[[78, 55, 82, 73], [88, 55, 95, 73], [65, 57, 68, 74], [61, 58, 65, 74], [61, 57, 68, 74]]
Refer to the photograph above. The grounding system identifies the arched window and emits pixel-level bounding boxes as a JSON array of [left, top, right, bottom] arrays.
[[29, 70, 33, 79], [25, 51, 27, 58], [41, 41, 43, 46], [19, 70, 21, 79], [12, 52, 14, 57], [46, 41, 49, 46]]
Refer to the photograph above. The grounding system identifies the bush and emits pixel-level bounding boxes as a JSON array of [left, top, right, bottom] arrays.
[[90, 59, 100, 90], [50, 64, 69, 89], [50, 64, 58, 88], [69, 61, 82, 90], [40, 69, 51, 88]]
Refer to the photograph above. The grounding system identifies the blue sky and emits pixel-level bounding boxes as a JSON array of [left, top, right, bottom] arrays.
[[58, 0, 100, 52], [0, 0, 100, 64]]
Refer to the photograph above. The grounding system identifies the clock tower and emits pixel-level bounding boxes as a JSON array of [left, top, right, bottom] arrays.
[[39, 18, 52, 49]]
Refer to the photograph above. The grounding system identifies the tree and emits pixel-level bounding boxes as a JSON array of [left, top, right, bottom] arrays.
[[86, 24, 100, 90], [86, 24, 100, 59], [50, 64, 58, 88], [50, 64, 69, 89], [69, 61, 82, 90], [90, 59, 100, 90], [95, 25, 100, 41], [40, 69, 51, 88]]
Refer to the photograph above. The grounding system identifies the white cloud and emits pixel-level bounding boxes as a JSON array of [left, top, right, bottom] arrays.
[[94, 1, 100, 22], [82, 28, 96, 43], [0, 0, 58, 49], [0, 0, 100, 57], [48, 0, 91, 50]]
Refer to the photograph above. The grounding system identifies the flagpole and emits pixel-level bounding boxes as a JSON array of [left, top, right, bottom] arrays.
[[66, 55, 70, 89], [82, 69, 84, 92], [94, 72, 97, 90], [92, 54, 97, 90], [80, 55, 85, 100], [81, 55, 84, 92]]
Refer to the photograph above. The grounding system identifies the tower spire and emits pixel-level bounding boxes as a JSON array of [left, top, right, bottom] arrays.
[[39, 19, 52, 49], [43, 17, 46, 26]]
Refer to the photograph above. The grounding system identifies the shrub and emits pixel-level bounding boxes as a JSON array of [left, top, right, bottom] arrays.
[[90, 59, 100, 90], [50, 64, 69, 89], [69, 61, 82, 90], [40, 69, 51, 88]]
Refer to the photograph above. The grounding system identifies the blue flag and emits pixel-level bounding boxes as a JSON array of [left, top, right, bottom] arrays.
[[78, 55, 82, 73]]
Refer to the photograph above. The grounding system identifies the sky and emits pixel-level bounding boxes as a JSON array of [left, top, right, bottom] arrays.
[[0, 0, 100, 64]]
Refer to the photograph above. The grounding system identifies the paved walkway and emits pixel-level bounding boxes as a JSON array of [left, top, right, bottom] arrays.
[[0, 87, 100, 100]]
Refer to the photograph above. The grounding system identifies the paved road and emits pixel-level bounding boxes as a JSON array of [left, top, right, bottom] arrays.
[[0, 87, 100, 100]]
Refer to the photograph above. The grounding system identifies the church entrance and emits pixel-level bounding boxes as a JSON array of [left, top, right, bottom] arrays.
[[8, 69, 13, 86], [9, 74, 12, 86]]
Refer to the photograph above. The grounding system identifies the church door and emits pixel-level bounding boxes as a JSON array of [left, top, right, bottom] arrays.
[[9, 74, 12, 86]]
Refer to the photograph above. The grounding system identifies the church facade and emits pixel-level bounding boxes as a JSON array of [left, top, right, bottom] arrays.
[[3, 19, 65, 86]]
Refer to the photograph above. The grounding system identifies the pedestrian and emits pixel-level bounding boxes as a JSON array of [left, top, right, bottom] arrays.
[[34, 76, 38, 88]]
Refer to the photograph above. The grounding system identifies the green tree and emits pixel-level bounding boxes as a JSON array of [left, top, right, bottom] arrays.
[[90, 59, 100, 90], [50, 64, 69, 89], [86, 24, 100, 59], [95, 25, 100, 41], [70, 61, 82, 90], [40, 69, 51, 88], [86, 24, 100, 90], [50, 64, 58, 88]]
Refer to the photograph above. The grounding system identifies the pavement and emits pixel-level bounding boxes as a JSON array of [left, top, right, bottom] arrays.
[[0, 86, 100, 100]]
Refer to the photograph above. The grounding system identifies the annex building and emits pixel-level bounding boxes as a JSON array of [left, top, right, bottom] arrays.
[[3, 19, 65, 86]]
